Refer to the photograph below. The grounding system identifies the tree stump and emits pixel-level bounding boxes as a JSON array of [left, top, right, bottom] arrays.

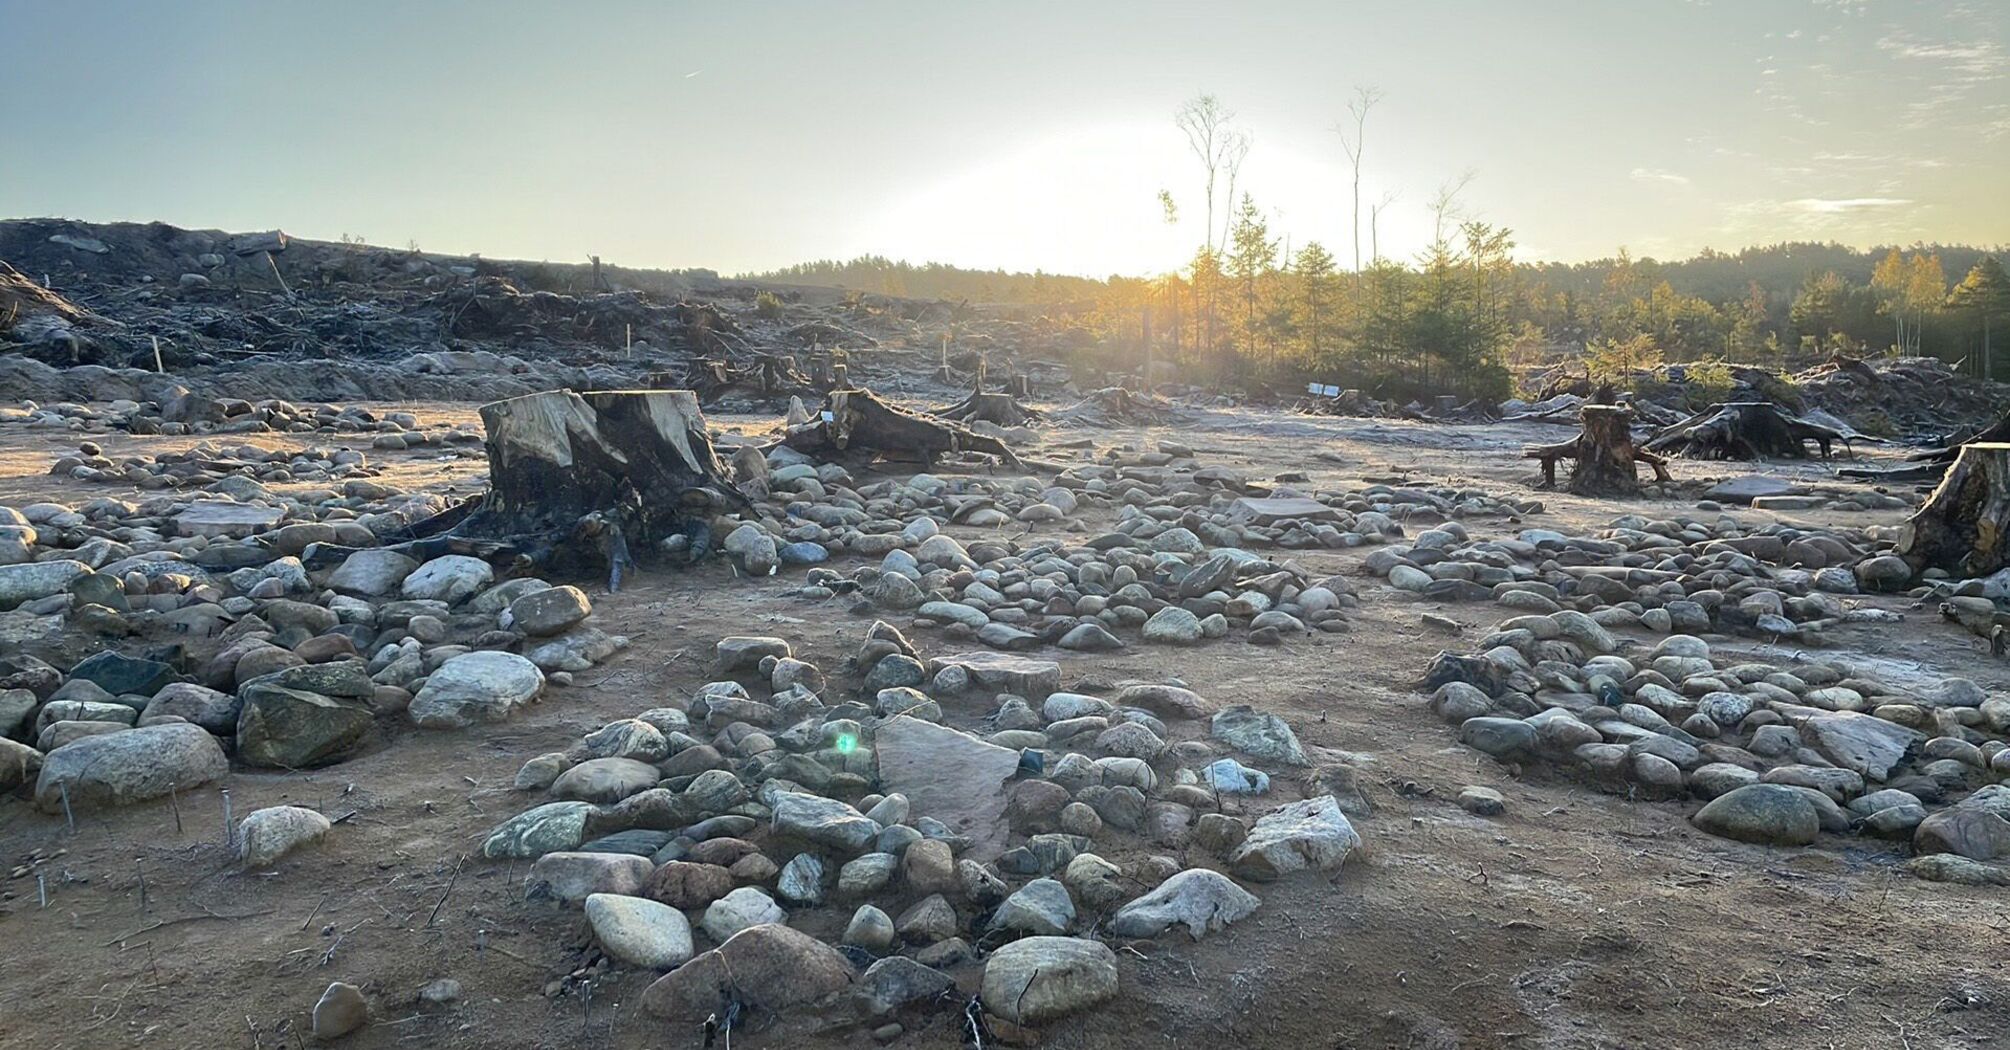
[[1524, 405, 1670, 495], [1642, 401, 1848, 460], [936, 374, 1040, 428], [331, 390, 744, 589], [783, 386, 1022, 468], [1897, 442, 2010, 576]]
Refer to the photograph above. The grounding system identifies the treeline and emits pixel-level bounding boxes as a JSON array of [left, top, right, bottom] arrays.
[[743, 256, 1104, 303], [754, 239, 2010, 401]]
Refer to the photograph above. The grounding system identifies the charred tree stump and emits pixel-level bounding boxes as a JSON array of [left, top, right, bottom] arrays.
[[936, 374, 1040, 428], [1524, 405, 1670, 495], [1897, 442, 2010, 577], [1642, 401, 1849, 461], [419, 390, 743, 588], [783, 387, 1022, 469]]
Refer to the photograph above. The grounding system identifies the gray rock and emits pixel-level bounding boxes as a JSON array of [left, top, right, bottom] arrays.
[[979, 937, 1119, 1025], [507, 585, 592, 636], [311, 982, 368, 1039], [409, 651, 544, 728], [585, 892, 694, 969], [1692, 784, 1819, 846], [482, 801, 593, 858], [525, 851, 654, 902], [990, 877, 1075, 936], [874, 715, 1021, 860], [1209, 705, 1307, 766], [237, 805, 331, 868], [34, 723, 227, 813], [640, 922, 853, 1021], [702, 887, 786, 942], [854, 956, 954, 1017], [1107, 868, 1259, 939], [1229, 796, 1361, 880], [400, 555, 494, 604], [771, 792, 880, 853], [844, 904, 897, 951], [551, 757, 660, 804], [327, 549, 419, 596], [1142, 606, 1204, 644], [236, 682, 373, 768], [1793, 709, 1921, 781]]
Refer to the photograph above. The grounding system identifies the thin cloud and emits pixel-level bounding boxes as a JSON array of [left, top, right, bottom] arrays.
[[1789, 197, 1912, 213], [1630, 167, 1691, 186]]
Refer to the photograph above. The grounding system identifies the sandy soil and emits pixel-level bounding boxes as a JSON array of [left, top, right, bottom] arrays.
[[1, 402, 2005, 1050]]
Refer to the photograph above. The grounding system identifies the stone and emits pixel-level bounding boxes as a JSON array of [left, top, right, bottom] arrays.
[[643, 862, 737, 909], [873, 715, 1021, 860], [1142, 606, 1204, 644], [506, 585, 593, 636], [1793, 709, 1921, 781], [482, 801, 593, 858], [902, 838, 957, 893], [585, 893, 694, 969], [990, 877, 1075, 936], [1229, 796, 1361, 880], [0, 738, 42, 792], [895, 893, 961, 943], [854, 957, 955, 1017], [400, 555, 494, 604], [701, 887, 786, 942], [312, 981, 369, 1039], [933, 652, 1060, 698], [525, 851, 654, 903], [844, 904, 897, 952], [236, 682, 373, 768], [642, 922, 854, 1021], [778, 853, 825, 904], [1691, 784, 1820, 846], [1914, 809, 2010, 861], [979, 937, 1119, 1025], [1457, 786, 1506, 816], [1107, 868, 1258, 939], [1459, 716, 1536, 758], [237, 805, 332, 868], [1209, 705, 1307, 766], [409, 651, 544, 728], [771, 792, 880, 853], [143, 682, 239, 734], [34, 723, 227, 813], [551, 757, 660, 804], [175, 501, 284, 539], [68, 651, 176, 697], [0, 560, 90, 610]]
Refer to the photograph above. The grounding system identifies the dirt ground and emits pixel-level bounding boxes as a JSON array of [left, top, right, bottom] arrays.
[[2, 402, 2006, 1050]]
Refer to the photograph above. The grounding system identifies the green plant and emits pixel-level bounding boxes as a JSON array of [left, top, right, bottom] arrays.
[[754, 291, 785, 319]]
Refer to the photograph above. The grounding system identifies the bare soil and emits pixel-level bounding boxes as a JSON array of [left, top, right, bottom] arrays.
[[2, 404, 2005, 1050]]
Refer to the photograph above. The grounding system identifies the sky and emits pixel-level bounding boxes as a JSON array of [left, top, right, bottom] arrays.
[[4, 0, 2007, 277]]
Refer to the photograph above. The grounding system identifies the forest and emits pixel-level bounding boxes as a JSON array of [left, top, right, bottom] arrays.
[[747, 93, 2010, 405]]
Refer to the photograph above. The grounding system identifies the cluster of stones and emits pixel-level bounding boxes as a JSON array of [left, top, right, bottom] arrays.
[[45, 440, 415, 489], [719, 446, 1533, 651], [1426, 624, 2010, 885], [1370, 515, 1914, 643], [473, 629, 1359, 1035], [0, 489, 629, 809], [4, 393, 481, 444]]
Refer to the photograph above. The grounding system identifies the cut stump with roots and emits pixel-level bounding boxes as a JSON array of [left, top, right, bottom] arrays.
[[308, 389, 744, 589], [1642, 401, 1850, 461], [1897, 442, 2010, 578], [1524, 405, 1670, 496], [783, 386, 1022, 469]]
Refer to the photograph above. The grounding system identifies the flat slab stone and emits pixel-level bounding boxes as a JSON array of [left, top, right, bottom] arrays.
[[1704, 476, 1806, 505], [1226, 497, 1342, 526], [1750, 495, 1828, 511], [874, 715, 1022, 861], [1783, 707, 1922, 782], [935, 652, 1060, 698], [175, 501, 284, 539]]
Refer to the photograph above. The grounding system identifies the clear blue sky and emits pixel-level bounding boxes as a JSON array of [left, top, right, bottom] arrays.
[[5, 0, 2006, 275]]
